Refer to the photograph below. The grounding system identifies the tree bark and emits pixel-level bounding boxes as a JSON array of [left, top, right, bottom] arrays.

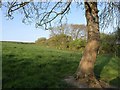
[[75, 1, 101, 88]]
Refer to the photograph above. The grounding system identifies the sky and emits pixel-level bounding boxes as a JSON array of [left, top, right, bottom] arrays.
[[1, 2, 114, 42], [1, 2, 87, 42]]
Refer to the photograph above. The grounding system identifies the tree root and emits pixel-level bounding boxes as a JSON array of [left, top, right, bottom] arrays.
[[64, 75, 111, 88]]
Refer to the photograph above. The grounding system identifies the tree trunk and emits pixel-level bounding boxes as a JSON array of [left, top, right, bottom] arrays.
[[75, 1, 101, 88]]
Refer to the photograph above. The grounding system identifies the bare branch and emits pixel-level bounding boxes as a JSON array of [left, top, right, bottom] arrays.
[[4, 0, 72, 29], [99, 2, 120, 31], [7, 1, 32, 17]]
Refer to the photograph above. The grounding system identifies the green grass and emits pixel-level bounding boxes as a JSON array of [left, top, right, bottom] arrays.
[[95, 54, 119, 87], [2, 42, 120, 88]]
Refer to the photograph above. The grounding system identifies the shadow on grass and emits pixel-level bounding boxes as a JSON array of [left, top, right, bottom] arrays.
[[94, 54, 112, 79], [109, 76, 120, 87], [2, 54, 79, 88]]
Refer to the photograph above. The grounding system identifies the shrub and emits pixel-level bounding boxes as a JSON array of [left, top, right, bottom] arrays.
[[35, 37, 47, 45], [47, 34, 72, 49], [99, 33, 116, 54], [69, 39, 86, 51]]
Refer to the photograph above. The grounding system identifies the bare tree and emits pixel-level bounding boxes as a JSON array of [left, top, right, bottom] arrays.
[[49, 23, 68, 37], [69, 24, 87, 40], [49, 24, 87, 40], [2, 0, 120, 88]]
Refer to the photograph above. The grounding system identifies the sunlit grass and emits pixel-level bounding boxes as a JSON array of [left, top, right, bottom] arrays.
[[2, 42, 119, 88]]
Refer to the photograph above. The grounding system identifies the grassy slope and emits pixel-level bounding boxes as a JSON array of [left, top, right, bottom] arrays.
[[2, 42, 119, 88]]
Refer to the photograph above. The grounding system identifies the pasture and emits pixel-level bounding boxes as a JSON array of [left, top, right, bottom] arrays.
[[2, 42, 119, 88]]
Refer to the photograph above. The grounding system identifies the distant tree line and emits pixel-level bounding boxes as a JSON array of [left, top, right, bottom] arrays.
[[35, 24, 87, 51], [35, 24, 120, 55]]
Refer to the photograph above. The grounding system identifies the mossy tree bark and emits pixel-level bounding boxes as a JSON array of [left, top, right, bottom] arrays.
[[75, 1, 101, 88]]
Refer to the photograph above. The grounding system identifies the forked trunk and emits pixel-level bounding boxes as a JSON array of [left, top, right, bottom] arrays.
[[75, 1, 101, 88]]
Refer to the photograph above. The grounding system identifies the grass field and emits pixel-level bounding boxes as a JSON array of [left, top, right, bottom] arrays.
[[2, 42, 120, 88]]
